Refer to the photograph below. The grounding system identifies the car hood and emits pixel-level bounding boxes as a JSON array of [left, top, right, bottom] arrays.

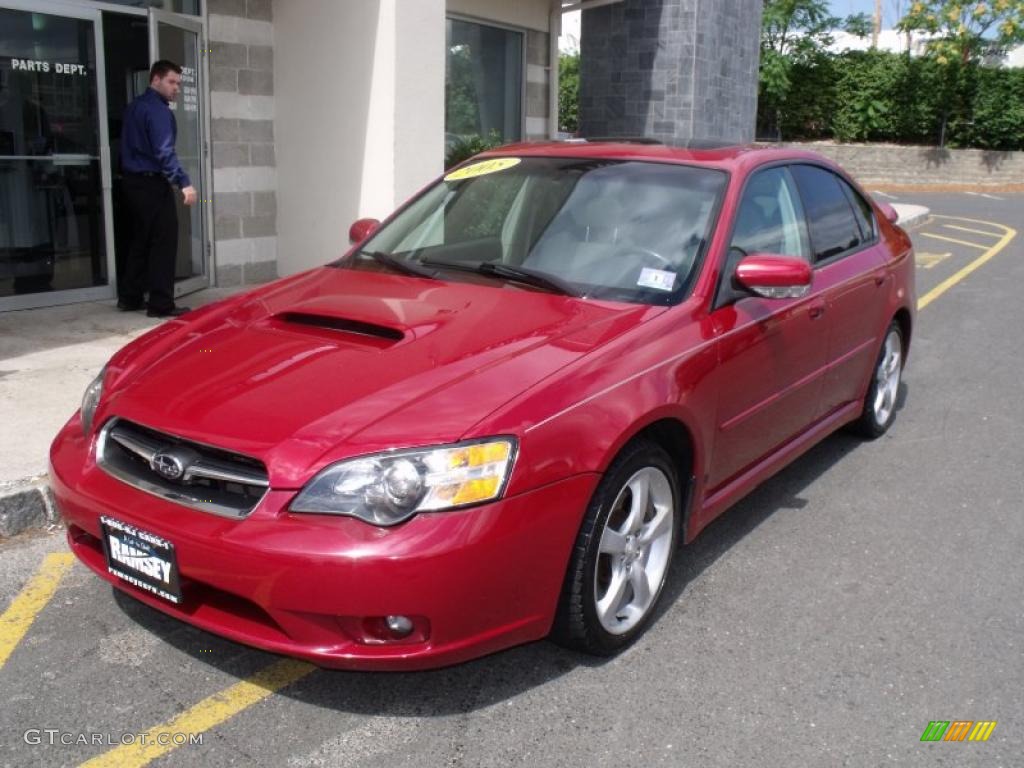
[[105, 267, 659, 487]]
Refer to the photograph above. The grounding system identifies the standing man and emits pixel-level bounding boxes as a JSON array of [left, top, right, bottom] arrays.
[[119, 59, 197, 317]]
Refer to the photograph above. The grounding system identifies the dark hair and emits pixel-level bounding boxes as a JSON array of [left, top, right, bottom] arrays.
[[149, 60, 182, 80]]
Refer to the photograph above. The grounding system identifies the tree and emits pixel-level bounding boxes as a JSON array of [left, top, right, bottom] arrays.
[[559, 52, 580, 134], [759, 0, 871, 138], [897, 0, 1024, 63]]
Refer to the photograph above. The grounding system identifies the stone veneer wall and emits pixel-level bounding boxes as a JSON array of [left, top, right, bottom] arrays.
[[525, 29, 551, 141], [207, 0, 278, 286], [580, 0, 761, 144]]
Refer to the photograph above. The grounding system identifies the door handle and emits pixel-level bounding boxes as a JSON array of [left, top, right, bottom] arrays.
[[808, 302, 826, 320]]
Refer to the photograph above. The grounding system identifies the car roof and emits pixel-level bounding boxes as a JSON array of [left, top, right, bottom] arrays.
[[478, 140, 834, 176]]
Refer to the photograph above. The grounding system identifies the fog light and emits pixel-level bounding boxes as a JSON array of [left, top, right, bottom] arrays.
[[337, 615, 431, 645], [385, 615, 414, 638]]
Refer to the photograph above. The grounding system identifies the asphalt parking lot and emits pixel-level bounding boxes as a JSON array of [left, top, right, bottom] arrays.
[[1, 191, 1021, 768]]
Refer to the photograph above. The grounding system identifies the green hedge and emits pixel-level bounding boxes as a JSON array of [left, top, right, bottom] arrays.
[[760, 51, 1024, 151]]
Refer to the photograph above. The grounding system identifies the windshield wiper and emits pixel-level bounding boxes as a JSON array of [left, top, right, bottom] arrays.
[[421, 259, 579, 297], [360, 250, 439, 279]]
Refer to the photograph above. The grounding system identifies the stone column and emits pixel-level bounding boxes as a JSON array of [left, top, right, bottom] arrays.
[[580, 0, 762, 144]]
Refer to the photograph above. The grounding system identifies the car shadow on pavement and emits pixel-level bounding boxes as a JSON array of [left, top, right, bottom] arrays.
[[108, 392, 907, 717]]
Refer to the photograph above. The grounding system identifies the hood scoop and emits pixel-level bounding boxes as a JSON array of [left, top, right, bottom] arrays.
[[273, 311, 405, 348]]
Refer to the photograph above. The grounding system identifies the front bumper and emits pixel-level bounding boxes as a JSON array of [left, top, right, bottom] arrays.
[[50, 416, 597, 670]]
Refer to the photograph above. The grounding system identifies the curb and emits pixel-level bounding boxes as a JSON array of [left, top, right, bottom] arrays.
[[889, 203, 930, 230], [0, 477, 58, 539], [898, 210, 930, 229]]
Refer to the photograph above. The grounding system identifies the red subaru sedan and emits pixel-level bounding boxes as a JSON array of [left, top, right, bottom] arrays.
[[50, 142, 915, 670]]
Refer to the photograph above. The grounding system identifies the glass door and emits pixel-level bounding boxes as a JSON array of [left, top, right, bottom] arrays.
[[0, 0, 115, 310], [148, 8, 208, 297]]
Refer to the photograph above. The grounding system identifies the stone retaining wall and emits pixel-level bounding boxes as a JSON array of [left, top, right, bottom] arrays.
[[779, 142, 1024, 186]]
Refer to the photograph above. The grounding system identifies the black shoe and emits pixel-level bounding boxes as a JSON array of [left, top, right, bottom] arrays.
[[146, 305, 191, 318], [117, 299, 144, 311]]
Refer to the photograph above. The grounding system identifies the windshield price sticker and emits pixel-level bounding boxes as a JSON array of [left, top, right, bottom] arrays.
[[637, 267, 676, 292], [444, 157, 521, 182]]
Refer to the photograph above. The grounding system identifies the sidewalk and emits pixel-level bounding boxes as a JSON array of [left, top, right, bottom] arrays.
[[0, 201, 929, 539]]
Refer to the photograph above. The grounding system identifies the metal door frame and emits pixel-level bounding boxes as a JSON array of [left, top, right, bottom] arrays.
[[148, 7, 212, 298], [0, 0, 117, 311]]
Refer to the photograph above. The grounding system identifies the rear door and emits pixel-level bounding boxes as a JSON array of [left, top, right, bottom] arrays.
[[789, 165, 889, 417]]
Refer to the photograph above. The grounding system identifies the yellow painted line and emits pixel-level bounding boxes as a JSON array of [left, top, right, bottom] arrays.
[[919, 231, 989, 250], [0, 552, 75, 671], [943, 223, 1004, 238], [78, 658, 314, 768], [919, 216, 1017, 309]]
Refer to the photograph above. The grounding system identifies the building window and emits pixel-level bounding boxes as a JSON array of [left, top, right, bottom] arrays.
[[101, 1, 201, 15], [445, 18, 523, 147]]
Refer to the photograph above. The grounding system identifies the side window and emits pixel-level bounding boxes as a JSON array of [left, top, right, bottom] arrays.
[[840, 181, 876, 242], [730, 167, 810, 261], [790, 165, 864, 262]]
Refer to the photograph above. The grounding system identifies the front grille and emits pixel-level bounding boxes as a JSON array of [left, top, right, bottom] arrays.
[[97, 418, 269, 519]]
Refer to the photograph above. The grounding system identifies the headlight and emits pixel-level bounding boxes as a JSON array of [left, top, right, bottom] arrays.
[[290, 438, 517, 526], [80, 367, 106, 433]]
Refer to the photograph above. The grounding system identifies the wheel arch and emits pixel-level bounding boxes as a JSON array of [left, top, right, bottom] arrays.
[[604, 415, 700, 542]]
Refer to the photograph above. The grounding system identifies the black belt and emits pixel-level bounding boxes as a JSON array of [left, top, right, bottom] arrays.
[[123, 171, 164, 179]]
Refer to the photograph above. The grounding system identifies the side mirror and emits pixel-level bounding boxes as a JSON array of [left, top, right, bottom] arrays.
[[735, 254, 812, 299], [878, 202, 899, 223], [349, 217, 381, 245]]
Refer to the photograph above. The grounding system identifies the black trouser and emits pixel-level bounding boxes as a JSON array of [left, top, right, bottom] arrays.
[[121, 174, 178, 312]]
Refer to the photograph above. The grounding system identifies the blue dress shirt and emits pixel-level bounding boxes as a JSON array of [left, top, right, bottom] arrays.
[[120, 87, 192, 188]]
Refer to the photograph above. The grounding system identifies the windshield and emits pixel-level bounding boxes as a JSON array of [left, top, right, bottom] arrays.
[[344, 157, 727, 305]]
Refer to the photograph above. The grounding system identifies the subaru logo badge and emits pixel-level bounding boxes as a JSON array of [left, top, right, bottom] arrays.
[[152, 451, 186, 481]]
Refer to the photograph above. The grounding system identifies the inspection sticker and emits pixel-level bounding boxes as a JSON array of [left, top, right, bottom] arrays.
[[637, 267, 676, 291], [444, 157, 521, 182]]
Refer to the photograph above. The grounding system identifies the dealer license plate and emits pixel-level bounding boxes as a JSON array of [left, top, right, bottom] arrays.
[[100, 516, 182, 604]]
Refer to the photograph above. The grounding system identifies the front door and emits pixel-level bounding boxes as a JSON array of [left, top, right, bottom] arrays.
[[0, 1, 115, 310], [706, 166, 828, 490], [148, 9, 208, 298]]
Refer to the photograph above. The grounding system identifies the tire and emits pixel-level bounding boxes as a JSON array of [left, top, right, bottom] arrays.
[[851, 321, 904, 439], [551, 439, 681, 655]]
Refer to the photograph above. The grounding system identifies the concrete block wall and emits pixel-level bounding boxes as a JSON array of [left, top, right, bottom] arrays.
[[580, 0, 761, 144], [207, 0, 278, 286], [781, 142, 1024, 186]]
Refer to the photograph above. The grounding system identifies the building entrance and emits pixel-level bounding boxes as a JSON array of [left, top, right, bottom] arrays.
[[0, 0, 208, 311]]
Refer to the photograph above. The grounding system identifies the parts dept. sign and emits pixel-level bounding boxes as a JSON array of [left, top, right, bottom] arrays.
[[9, 58, 88, 76]]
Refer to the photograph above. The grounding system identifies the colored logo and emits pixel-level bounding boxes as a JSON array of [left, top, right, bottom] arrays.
[[920, 721, 997, 742]]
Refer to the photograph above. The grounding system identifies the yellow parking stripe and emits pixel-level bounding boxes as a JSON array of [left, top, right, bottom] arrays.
[[78, 658, 314, 768], [919, 232, 989, 250], [942, 223, 1004, 238], [918, 216, 1017, 310], [0, 552, 75, 671]]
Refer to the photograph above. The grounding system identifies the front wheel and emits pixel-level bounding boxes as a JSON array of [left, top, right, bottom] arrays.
[[851, 321, 904, 438], [551, 440, 680, 655]]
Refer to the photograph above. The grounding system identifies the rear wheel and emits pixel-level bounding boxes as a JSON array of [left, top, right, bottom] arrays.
[[852, 321, 904, 438], [552, 440, 680, 655]]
